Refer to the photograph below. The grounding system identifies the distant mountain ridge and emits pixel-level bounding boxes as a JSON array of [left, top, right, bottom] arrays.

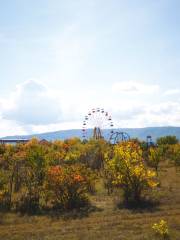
[[1, 127, 180, 142]]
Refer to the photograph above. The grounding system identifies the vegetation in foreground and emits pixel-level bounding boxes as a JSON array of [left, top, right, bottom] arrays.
[[0, 136, 180, 239]]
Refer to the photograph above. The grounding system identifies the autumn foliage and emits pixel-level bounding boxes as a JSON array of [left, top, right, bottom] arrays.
[[0, 136, 179, 213], [0, 138, 98, 212], [46, 165, 90, 209], [105, 142, 158, 203]]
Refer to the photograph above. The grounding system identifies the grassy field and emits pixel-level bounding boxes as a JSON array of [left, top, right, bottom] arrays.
[[0, 165, 180, 240]]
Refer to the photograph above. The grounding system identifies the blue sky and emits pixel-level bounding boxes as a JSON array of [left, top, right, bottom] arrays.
[[0, 0, 180, 137]]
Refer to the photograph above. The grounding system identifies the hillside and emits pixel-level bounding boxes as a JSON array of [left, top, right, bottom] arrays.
[[1, 126, 180, 141]]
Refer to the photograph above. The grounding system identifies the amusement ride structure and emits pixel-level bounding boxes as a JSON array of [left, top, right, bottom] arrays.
[[82, 108, 114, 140], [82, 108, 130, 144], [109, 131, 130, 144]]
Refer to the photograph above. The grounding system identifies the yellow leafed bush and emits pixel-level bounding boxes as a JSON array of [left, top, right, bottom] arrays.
[[152, 219, 169, 239], [105, 142, 158, 203]]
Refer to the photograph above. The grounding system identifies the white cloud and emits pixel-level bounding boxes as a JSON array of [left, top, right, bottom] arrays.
[[164, 89, 180, 96], [108, 100, 180, 128], [112, 81, 159, 94], [0, 79, 89, 137], [1, 79, 180, 138], [0, 117, 26, 137], [2, 79, 62, 125], [147, 101, 180, 126]]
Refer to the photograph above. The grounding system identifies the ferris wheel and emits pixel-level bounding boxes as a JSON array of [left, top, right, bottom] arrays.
[[82, 108, 114, 140]]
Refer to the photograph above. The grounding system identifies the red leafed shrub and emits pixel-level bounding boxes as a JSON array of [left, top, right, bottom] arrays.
[[46, 164, 92, 210]]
